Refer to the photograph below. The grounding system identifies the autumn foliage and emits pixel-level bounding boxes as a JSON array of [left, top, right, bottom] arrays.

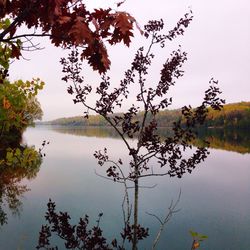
[[0, 0, 138, 73]]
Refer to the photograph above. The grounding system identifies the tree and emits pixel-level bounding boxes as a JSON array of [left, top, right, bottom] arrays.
[[0, 74, 44, 143], [37, 11, 224, 250], [0, 2, 140, 245], [0, 0, 138, 73], [0, 17, 45, 223], [0, 1, 139, 143], [0, 1, 141, 142], [0, 144, 42, 225]]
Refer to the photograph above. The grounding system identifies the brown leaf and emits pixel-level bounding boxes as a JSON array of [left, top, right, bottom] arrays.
[[115, 12, 133, 35], [99, 41, 110, 71], [58, 15, 71, 24], [54, 0, 65, 16], [0, 0, 7, 7], [81, 40, 110, 74], [11, 44, 21, 59], [3, 96, 11, 109], [69, 16, 93, 45], [193, 241, 200, 249]]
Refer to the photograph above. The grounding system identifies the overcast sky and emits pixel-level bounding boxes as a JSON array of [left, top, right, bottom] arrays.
[[9, 0, 250, 121]]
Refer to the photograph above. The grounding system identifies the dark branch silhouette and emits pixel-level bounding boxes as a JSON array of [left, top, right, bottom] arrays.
[[38, 9, 224, 250]]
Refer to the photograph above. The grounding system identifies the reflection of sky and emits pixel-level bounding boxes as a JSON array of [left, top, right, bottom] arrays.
[[8, 0, 250, 121], [1, 127, 250, 249]]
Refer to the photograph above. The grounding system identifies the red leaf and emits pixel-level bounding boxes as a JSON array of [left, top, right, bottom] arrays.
[[0, 0, 6, 7], [11, 44, 21, 59], [109, 12, 137, 46], [115, 12, 133, 35], [69, 16, 93, 45], [81, 40, 110, 74], [58, 15, 71, 24], [53, 0, 67, 16]]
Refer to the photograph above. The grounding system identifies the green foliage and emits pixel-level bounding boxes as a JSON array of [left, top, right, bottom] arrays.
[[205, 101, 250, 129], [0, 20, 44, 139], [0, 144, 42, 225], [0, 17, 44, 225], [0, 18, 22, 70], [190, 230, 208, 249], [47, 114, 107, 127], [46, 102, 250, 130], [4, 146, 42, 170], [0, 78, 44, 137], [46, 110, 181, 127]]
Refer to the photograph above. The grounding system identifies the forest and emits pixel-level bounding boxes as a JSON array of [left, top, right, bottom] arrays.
[[42, 101, 250, 129]]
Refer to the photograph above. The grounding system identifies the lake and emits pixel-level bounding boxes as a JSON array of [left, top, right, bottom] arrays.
[[0, 126, 250, 249]]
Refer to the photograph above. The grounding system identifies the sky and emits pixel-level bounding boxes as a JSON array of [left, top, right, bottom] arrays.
[[9, 0, 250, 121]]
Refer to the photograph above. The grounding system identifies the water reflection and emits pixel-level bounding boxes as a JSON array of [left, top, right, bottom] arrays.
[[0, 143, 42, 225], [196, 128, 250, 154], [50, 125, 122, 138], [50, 126, 250, 154], [0, 127, 249, 249]]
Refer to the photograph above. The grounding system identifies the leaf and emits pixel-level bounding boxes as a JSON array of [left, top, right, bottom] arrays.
[[54, 0, 64, 16], [4, 18, 11, 28], [115, 12, 134, 35], [109, 12, 136, 46], [11, 44, 22, 59], [0, 0, 7, 7], [189, 230, 198, 237], [200, 235, 208, 239], [81, 40, 110, 73], [3, 96, 11, 109], [69, 16, 93, 45], [58, 15, 71, 24], [193, 241, 200, 249]]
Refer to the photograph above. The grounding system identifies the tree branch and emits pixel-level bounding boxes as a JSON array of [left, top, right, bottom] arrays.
[[146, 189, 181, 250]]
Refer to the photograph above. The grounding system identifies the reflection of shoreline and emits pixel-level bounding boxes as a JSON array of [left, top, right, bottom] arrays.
[[196, 128, 250, 154], [45, 125, 175, 140], [44, 125, 250, 154], [49, 125, 120, 138], [0, 143, 42, 225]]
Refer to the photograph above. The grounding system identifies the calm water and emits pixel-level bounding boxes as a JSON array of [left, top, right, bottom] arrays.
[[0, 126, 250, 250]]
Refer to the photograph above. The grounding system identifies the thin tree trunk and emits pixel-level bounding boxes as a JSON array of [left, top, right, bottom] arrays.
[[132, 176, 139, 250]]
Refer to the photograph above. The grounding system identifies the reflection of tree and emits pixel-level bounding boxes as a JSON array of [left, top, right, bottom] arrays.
[[0, 144, 42, 225], [51, 126, 175, 139], [195, 128, 250, 154], [52, 126, 250, 154], [51, 126, 121, 138]]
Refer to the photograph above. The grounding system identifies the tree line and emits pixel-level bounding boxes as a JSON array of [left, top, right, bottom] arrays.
[[42, 101, 250, 129]]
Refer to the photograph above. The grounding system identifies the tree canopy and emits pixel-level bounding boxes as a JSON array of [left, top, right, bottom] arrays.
[[0, 77, 44, 138], [0, 18, 44, 144], [0, 0, 138, 73]]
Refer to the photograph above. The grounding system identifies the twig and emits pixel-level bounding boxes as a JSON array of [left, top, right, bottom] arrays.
[[146, 189, 181, 250]]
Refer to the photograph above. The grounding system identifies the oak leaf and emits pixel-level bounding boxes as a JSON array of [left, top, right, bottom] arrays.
[[81, 40, 110, 74], [115, 12, 134, 35], [69, 16, 93, 45]]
